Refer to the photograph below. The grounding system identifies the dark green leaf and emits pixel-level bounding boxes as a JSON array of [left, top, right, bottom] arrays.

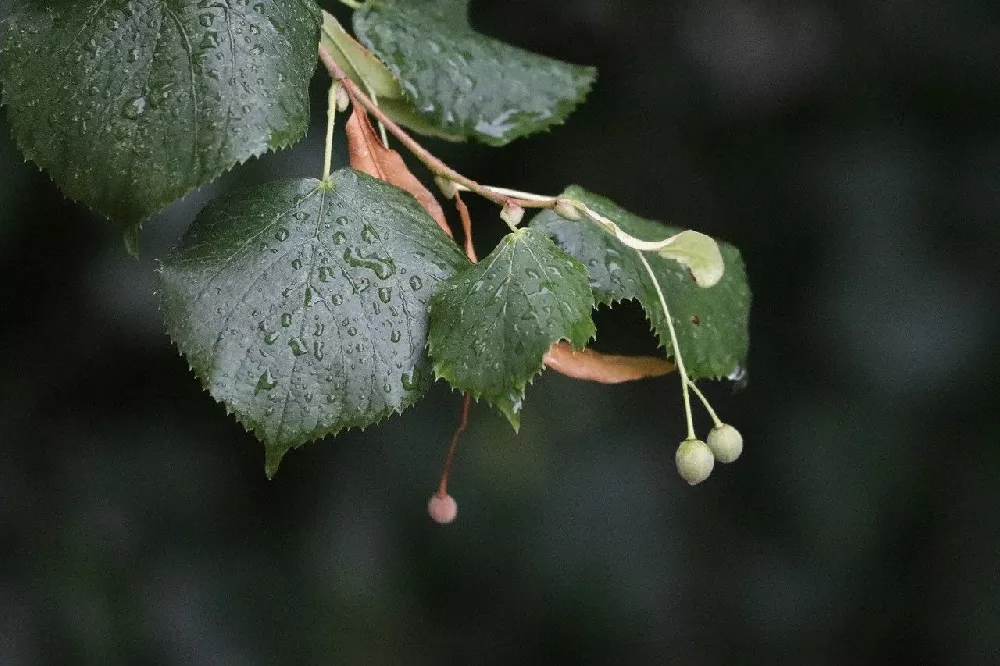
[[1, 0, 320, 223], [353, 0, 596, 146], [159, 169, 469, 475], [529, 187, 751, 378], [427, 228, 595, 428]]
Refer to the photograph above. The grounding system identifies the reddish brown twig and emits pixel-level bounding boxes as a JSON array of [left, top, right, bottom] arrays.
[[319, 45, 555, 213], [454, 191, 478, 263], [436, 391, 472, 497]]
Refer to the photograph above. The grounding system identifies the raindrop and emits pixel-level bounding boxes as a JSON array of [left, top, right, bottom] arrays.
[[199, 31, 219, 50], [291, 258, 302, 270], [254, 369, 277, 394], [408, 276, 423, 291], [390, 330, 402, 343], [288, 337, 307, 356], [343, 248, 396, 279], [378, 287, 392, 303], [281, 313, 292, 327], [331, 294, 344, 306], [122, 96, 146, 120], [274, 228, 289, 241], [332, 231, 346, 245], [361, 224, 380, 244]]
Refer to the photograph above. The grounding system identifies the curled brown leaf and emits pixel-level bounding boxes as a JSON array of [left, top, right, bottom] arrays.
[[543, 341, 675, 384], [345, 107, 452, 237]]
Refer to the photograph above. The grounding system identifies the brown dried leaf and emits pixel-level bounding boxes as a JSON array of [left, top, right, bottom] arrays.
[[345, 108, 452, 237], [543, 341, 675, 384]]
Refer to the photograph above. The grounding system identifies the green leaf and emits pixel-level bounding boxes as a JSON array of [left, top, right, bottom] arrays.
[[319, 10, 464, 142], [427, 228, 596, 428], [159, 169, 469, 476], [321, 11, 401, 101], [529, 187, 751, 378], [353, 0, 596, 146], [1, 0, 321, 223]]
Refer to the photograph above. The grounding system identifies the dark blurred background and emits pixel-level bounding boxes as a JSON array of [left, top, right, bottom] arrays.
[[2, 0, 999, 663]]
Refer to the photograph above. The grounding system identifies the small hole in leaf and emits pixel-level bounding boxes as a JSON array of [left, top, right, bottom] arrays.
[[691, 315, 701, 325]]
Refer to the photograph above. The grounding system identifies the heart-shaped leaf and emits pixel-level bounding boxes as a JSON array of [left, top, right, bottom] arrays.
[[159, 169, 469, 475], [353, 0, 596, 146], [1, 0, 321, 223], [427, 228, 596, 428], [530, 187, 751, 378]]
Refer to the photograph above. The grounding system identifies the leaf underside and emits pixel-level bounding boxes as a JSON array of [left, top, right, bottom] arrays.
[[1, 0, 321, 223], [353, 0, 596, 146], [529, 187, 751, 379], [159, 169, 469, 475], [427, 228, 596, 429]]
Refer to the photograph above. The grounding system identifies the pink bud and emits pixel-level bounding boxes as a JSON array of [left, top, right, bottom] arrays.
[[428, 493, 458, 524]]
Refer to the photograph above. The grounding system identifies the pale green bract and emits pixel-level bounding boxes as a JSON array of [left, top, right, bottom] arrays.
[[1, 0, 320, 223], [657, 230, 725, 288], [159, 170, 469, 476], [529, 187, 751, 379], [427, 228, 596, 429]]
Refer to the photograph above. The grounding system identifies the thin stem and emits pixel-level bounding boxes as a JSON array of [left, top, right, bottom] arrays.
[[369, 90, 390, 149], [575, 201, 682, 252], [437, 392, 472, 497], [318, 44, 687, 256], [686, 379, 723, 428], [322, 82, 339, 182], [454, 191, 478, 262], [318, 46, 556, 212], [453, 183, 558, 204], [636, 250, 696, 441]]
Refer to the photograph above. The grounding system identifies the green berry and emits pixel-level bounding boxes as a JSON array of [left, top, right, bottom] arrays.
[[707, 424, 743, 463], [675, 438, 714, 485]]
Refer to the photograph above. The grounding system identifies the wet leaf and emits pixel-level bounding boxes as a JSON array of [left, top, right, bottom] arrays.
[[159, 169, 468, 475], [1, 0, 320, 223], [530, 187, 751, 378], [427, 228, 595, 428], [353, 0, 596, 145]]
